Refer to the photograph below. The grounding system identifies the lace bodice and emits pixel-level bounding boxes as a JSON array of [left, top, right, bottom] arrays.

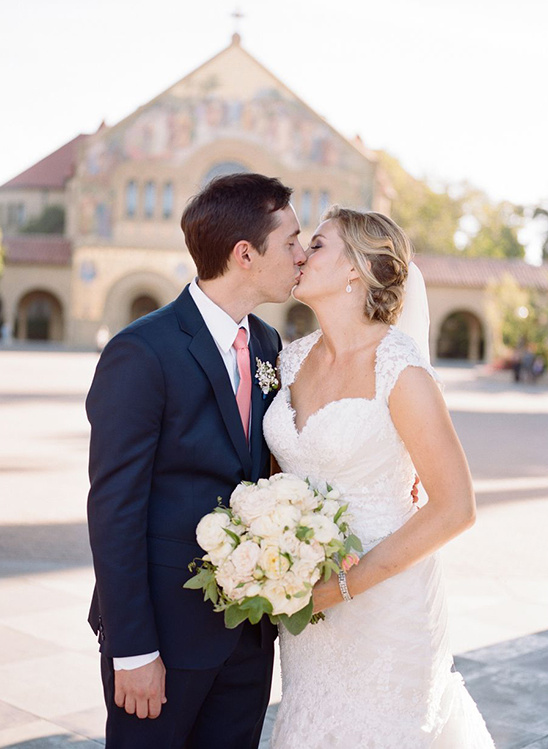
[[264, 326, 437, 547]]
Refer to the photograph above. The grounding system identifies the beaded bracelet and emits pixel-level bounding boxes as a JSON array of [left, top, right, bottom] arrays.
[[338, 571, 353, 602]]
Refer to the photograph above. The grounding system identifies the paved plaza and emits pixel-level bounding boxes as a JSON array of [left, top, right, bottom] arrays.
[[0, 349, 547, 747]]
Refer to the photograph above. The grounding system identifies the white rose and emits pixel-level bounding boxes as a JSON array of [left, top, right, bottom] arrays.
[[215, 560, 239, 597], [249, 503, 301, 540], [231, 580, 263, 601], [278, 530, 301, 557], [298, 539, 326, 567], [248, 513, 284, 539], [270, 475, 318, 510], [262, 579, 311, 616], [320, 499, 341, 518], [230, 485, 278, 525], [300, 514, 340, 544], [196, 512, 231, 551], [260, 545, 291, 580], [204, 539, 234, 566], [290, 558, 318, 584], [283, 570, 309, 597], [229, 540, 261, 580]]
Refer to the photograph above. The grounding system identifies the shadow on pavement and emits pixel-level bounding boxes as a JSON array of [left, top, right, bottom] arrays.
[[0, 522, 92, 577]]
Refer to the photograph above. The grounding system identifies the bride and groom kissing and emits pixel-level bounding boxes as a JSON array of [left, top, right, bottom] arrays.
[[87, 173, 495, 747]]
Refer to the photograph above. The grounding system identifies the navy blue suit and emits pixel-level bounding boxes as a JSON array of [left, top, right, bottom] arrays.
[[87, 285, 281, 747]]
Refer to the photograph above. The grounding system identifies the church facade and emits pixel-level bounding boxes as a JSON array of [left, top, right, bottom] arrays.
[[0, 35, 389, 348], [1, 36, 547, 361]]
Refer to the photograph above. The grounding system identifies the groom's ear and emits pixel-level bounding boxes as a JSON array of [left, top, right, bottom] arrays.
[[232, 240, 257, 270]]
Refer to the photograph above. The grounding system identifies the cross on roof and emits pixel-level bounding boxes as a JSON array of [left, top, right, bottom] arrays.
[[231, 7, 244, 35]]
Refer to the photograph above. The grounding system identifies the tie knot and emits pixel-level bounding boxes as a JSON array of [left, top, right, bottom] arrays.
[[233, 327, 248, 351]]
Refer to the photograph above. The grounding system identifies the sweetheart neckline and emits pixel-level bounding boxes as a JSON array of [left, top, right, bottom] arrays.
[[282, 389, 378, 437]]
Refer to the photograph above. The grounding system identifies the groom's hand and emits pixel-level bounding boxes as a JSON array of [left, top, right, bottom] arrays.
[[114, 656, 167, 719]]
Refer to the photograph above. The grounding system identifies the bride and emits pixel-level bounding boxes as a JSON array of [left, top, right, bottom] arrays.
[[263, 207, 495, 748]]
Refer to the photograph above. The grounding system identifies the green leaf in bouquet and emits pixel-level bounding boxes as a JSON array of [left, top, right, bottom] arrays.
[[183, 567, 214, 590], [224, 604, 250, 629], [322, 558, 340, 582], [333, 503, 349, 524], [239, 596, 273, 625], [345, 534, 363, 553], [204, 579, 219, 604], [278, 598, 314, 636], [223, 527, 241, 546], [214, 505, 232, 516], [296, 525, 313, 541]]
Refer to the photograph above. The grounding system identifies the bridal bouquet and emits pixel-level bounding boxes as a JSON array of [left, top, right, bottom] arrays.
[[183, 473, 362, 635]]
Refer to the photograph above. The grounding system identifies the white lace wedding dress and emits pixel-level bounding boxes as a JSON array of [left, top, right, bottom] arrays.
[[263, 327, 495, 749]]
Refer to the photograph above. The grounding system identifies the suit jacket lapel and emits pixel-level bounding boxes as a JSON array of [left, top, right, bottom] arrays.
[[249, 325, 276, 480], [176, 287, 252, 475]]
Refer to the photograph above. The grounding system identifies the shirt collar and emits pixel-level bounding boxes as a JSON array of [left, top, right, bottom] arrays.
[[189, 278, 250, 353]]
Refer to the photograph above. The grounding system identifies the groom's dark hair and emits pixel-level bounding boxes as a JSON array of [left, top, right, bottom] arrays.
[[181, 173, 293, 279]]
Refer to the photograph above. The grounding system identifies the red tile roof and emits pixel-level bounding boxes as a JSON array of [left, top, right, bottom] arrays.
[[414, 254, 548, 292], [3, 236, 72, 265], [0, 134, 88, 190]]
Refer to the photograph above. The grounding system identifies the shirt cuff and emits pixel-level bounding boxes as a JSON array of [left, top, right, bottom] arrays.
[[113, 651, 160, 671]]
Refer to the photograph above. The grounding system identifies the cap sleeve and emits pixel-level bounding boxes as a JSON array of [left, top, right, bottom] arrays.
[[376, 327, 441, 402]]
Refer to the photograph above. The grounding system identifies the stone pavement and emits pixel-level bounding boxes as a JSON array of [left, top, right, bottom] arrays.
[[1, 350, 547, 748]]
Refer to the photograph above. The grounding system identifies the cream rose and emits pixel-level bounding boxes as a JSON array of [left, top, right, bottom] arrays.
[[300, 514, 340, 544], [196, 512, 231, 551], [260, 545, 291, 580], [230, 485, 278, 525], [229, 540, 261, 580]]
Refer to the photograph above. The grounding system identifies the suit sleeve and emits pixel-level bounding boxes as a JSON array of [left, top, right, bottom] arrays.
[[86, 332, 165, 657]]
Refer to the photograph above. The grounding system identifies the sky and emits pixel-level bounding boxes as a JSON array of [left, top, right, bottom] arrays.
[[1, 0, 546, 255]]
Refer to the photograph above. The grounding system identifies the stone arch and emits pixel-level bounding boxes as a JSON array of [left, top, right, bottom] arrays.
[[130, 294, 160, 322], [285, 302, 317, 342], [202, 161, 249, 185], [15, 289, 64, 341], [436, 310, 485, 360], [102, 271, 179, 336]]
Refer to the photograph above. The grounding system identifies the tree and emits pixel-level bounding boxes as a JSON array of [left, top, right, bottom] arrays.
[[378, 153, 526, 259], [486, 274, 548, 360], [20, 205, 65, 234], [533, 206, 548, 262], [458, 188, 525, 259], [378, 152, 462, 255]]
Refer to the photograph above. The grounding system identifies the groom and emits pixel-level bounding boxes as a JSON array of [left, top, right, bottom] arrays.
[[86, 173, 306, 748]]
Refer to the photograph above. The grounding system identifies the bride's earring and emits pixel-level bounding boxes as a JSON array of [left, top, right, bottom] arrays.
[[345, 277, 352, 293]]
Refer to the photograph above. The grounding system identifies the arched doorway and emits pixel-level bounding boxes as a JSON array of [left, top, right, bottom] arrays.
[[15, 290, 64, 341], [130, 294, 160, 322], [285, 303, 317, 343], [436, 310, 485, 360]]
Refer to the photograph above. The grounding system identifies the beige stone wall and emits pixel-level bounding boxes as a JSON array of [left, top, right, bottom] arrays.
[[69, 245, 194, 346]]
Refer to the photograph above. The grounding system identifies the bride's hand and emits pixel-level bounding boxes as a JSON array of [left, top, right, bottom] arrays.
[[312, 575, 345, 613]]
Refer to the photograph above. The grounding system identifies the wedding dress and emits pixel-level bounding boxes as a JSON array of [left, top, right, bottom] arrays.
[[263, 326, 495, 748]]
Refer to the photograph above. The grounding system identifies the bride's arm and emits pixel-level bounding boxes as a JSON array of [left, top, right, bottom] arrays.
[[313, 366, 476, 612]]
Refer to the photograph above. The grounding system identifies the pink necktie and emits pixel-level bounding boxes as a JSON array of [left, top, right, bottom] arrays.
[[233, 327, 252, 442]]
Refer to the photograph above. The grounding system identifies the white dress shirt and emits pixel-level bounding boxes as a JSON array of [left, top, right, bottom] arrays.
[[113, 279, 250, 670]]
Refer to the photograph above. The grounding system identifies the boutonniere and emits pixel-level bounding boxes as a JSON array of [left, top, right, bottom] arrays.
[[255, 357, 280, 398]]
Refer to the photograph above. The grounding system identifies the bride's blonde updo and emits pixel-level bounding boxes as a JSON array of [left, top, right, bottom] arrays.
[[324, 206, 413, 325]]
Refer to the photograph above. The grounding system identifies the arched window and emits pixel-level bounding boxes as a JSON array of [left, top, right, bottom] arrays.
[[125, 180, 138, 218], [130, 295, 160, 322], [202, 162, 249, 186], [301, 190, 312, 227], [15, 290, 64, 341], [319, 190, 330, 219], [162, 182, 174, 219], [144, 181, 156, 219]]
